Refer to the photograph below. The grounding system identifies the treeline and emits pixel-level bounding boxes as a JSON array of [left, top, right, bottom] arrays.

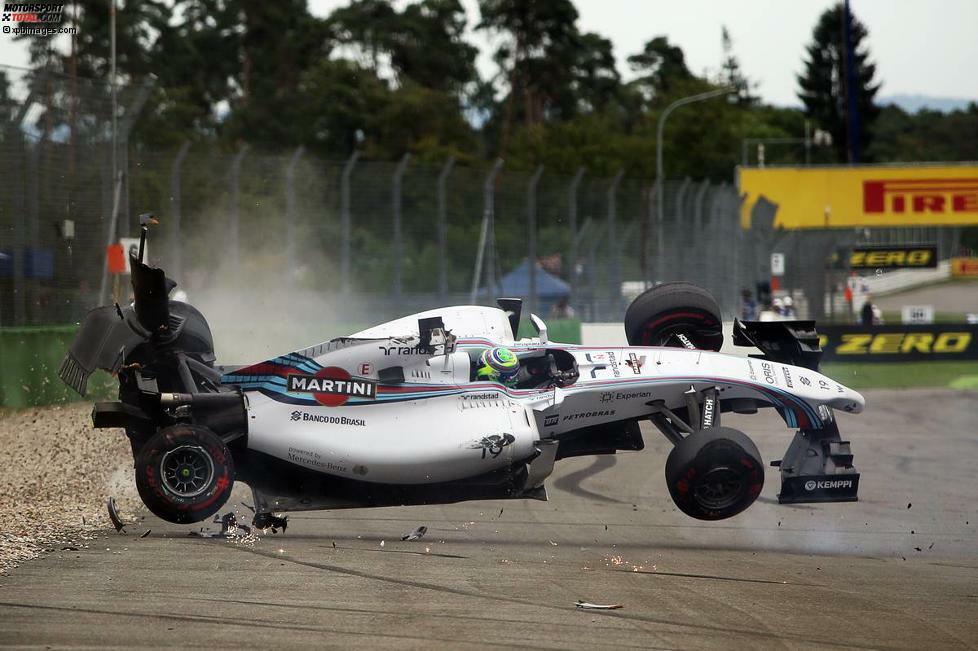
[[5, 0, 977, 179]]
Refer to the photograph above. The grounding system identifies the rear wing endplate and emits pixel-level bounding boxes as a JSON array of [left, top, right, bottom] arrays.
[[733, 319, 823, 371]]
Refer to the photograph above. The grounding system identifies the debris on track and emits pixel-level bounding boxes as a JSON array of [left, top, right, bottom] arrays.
[[402, 525, 428, 541], [576, 600, 623, 610]]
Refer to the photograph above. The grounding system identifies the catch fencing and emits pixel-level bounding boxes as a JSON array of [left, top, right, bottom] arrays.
[[1, 137, 754, 325]]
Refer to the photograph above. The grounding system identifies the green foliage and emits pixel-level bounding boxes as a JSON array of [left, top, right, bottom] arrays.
[[626, 36, 694, 104], [868, 103, 978, 163], [796, 2, 880, 162], [719, 26, 757, 106], [477, 0, 625, 153], [0, 70, 17, 129], [329, 0, 477, 94], [11, 1, 972, 201]]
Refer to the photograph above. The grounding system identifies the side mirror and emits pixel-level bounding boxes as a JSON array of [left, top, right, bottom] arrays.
[[529, 314, 548, 344]]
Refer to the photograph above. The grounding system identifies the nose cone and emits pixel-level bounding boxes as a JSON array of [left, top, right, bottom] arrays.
[[828, 383, 865, 414]]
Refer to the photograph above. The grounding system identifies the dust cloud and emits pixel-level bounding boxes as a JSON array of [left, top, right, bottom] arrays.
[[162, 213, 369, 365]]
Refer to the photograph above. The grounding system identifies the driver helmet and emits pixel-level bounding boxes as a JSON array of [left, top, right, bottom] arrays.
[[477, 347, 520, 382]]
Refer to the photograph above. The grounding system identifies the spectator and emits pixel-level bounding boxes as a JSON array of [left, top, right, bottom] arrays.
[[782, 296, 797, 318], [550, 296, 576, 319], [860, 295, 875, 326], [740, 289, 757, 320]]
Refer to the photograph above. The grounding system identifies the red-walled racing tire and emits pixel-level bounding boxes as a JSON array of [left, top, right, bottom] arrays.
[[624, 282, 723, 350], [665, 426, 764, 520], [135, 424, 234, 524]]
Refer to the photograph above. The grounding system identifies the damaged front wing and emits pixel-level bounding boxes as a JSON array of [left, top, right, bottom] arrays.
[[774, 412, 860, 504]]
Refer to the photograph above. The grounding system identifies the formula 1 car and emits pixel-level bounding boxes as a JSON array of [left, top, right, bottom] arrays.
[[59, 219, 863, 528]]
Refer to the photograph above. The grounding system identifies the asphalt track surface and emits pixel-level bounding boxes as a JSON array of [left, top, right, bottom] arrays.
[[2, 389, 977, 649], [875, 278, 978, 314]]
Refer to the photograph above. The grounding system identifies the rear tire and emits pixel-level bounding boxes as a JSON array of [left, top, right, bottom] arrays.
[[665, 426, 763, 520], [135, 424, 234, 524], [624, 282, 723, 350]]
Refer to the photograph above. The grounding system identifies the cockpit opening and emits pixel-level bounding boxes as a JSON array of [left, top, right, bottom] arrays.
[[467, 347, 579, 389]]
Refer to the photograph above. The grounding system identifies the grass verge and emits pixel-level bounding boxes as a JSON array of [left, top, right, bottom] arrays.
[[821, 361, 978, 390]]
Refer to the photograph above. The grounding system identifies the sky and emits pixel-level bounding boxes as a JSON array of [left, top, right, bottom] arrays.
[[1, 0, 976, 108]]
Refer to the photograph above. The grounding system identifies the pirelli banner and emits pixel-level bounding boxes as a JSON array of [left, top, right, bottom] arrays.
[[819, 324, 978, 362], [739, 164, 978, 229], [951, 257, 978, 277]]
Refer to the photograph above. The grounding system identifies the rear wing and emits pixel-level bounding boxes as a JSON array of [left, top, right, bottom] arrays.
[[732, 319, 823, 371]]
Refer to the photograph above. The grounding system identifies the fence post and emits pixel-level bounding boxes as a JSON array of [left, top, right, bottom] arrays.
[[11, 139, 26, 324], [118, 77, 155, 238], [526, 165, 544, 315], [340, 150, 359, 294], [669, 178, 691, 281], [284, 145, 305, 285], [228, 144, 249, 272], [470, 158, 504, 304], [607, 169, 624, 314], [585, 222, 605, 320], [169, 141, 190, 280], [8, 76, 44, 322], [642, 181, 657, 284], [437, 156, 455, 300], [734, 190, 746, 313], [567, 167, 584, 304], [706, 185, 725, 306], [27, 137, 41, 323], [690, 180, 709, 285], [392, 153, 411, 298], [97, 169, 124, 306], [654, 178, 664, 283]]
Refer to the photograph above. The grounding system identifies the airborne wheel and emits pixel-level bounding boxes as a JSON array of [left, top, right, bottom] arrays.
[[665, 426, 764, 520], [624, 282, 723, 350]]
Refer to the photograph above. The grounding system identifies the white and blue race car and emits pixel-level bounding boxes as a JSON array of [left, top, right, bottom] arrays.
[[59, 221, 863, 529]]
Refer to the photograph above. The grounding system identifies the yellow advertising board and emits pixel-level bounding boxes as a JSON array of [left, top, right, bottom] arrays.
[[739, 164, 978, 229], [951, 257, 978, 277]]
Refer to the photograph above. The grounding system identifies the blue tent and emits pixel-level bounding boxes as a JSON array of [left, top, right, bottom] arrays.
[[483, 259, 570, 299]]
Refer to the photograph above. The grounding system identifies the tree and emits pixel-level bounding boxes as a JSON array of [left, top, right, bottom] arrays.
[[719, 26, 757, 105], [389, 0, 479, 95], [868, 102, 978, 163], [626, 36, 693, 106], [0, 69, 21, 143], [222, 0, 330, 146], [327, 0, 478, 95], [293, 58, 389, 155], [797, 2, 880, 162], [14, 0, 173, 144], [320, 0, 479, 157], [561, 31, 621, 116], [477, 0, 582, 149]]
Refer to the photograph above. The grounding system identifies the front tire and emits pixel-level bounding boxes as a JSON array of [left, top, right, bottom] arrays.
[[135, 424, 234, 524], [665, 427, 763, 520]]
